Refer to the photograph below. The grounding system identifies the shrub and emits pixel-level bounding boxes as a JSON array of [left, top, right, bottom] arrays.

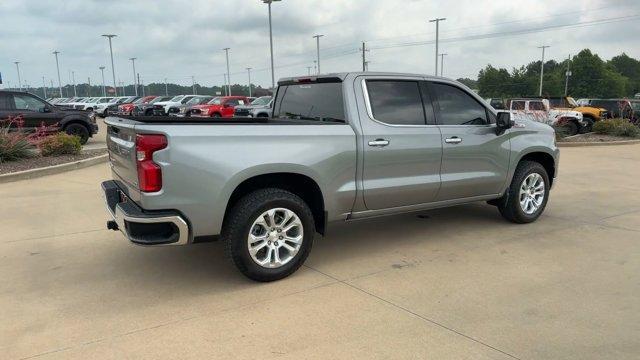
[[593, 119, 640, 138], [0, 117, 33, 163], [39, 132, 82, 156]]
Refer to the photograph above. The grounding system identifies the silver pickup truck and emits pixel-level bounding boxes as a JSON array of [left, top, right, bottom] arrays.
[[102, 72, 559, 282]]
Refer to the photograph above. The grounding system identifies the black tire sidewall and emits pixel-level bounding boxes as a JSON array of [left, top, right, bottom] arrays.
[[564, 121, 578, 136], [227, 190, 315, 281], [65, 124, 89, 144], [508, 162, 550, 223]]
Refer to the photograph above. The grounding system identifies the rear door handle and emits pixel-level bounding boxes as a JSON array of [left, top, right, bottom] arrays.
[[444, 137, 462, 144], [368, 139, 390, 147]]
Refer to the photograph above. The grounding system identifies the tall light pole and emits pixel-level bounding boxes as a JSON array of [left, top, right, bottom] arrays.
[[538, 45, 550, 96], [71, 70, 77, 97], [129, 57, 138, 96], [429, 18, 446, 76], [42, 76, 47, 98], [191, 76, 196, 95], [313, 60, 317, 75], [223, 47, 231, 96], [99, 66, 106, 96], [223, 74, 228, 96], [564, 54, 572, 96], [307, 66, 312, 75], [164, 78, 168, 96], [246, 67, 252, 98], [14, 62, 22, 91], [313, 34, 324, 74], [102, 34, 118, 96], [439, 53, 448, 77], [262, 0, 281, 91], [52, 51, 63, 97]]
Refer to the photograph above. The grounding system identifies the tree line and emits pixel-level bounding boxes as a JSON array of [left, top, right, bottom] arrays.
[[459, 49, 640, 99]]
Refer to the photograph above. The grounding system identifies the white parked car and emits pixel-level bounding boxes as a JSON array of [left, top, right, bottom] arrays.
[[509, 98, 585, 135], [81, 97, 114, 111], [152, 95, 199, 115], [95, 96, 130, 117]]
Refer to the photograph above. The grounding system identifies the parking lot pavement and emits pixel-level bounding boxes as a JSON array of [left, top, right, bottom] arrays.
[[82, 118, 107, 151], [1, 145, 639, 359]]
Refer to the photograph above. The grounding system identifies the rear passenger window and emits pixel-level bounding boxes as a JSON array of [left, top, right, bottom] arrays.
[[0, 94, 11, 110], [529, 101, 546, 111], [432, 83, 488, 125], [366, 80, 426, 125]]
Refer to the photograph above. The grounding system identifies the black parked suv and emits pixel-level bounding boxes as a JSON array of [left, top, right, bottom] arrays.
[[0, 91, 98, 144]]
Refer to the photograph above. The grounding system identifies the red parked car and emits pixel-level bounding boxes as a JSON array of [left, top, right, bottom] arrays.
[[118, 96, 157, 115], [190, 96, 250, 118]]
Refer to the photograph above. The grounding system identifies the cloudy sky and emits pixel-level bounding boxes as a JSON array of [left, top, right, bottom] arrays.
[[1, 0, 639, 90]]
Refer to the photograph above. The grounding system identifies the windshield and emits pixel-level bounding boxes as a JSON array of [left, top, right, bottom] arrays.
[[170, 95, 184, 102], [150, 96, 168, 104], [566, 97, 579, 107], [207, 97, 222, 105], [187, 97, 209, 105], [133, 97, 147, 104], [630, 101, 640, 111], [273, 82, 345, 122], [251, 96, 272, 106]]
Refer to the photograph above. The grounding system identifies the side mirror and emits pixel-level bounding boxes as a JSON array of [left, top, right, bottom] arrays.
[[495, 111, 513, 134]]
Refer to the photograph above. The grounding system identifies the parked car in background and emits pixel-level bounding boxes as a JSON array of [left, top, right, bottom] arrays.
[[0, 90, 98, 144], [152, 95, 199, 115], [96, 96, 127, 117], [585, 99, 634, 119], [102, 73, 559, 281], [118, 96, 157, 116], [543, 96, 607, 132], [190, 96, 250, 117], [106, 96, 139, 116], [234, 96, 273, 117], [81, 97, 114, 111], [484, 98, 506, 110], [131, 96, 174, 116], [167, 95, 213, 117], [508, 98, 585, 135]]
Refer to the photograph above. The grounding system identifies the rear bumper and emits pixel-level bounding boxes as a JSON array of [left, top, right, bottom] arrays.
[[101, 180, 191, 246]]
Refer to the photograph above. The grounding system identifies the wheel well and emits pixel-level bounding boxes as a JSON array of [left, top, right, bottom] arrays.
[[224, 173, 326, 235], [256, 113, 269, 118], [520, 152, 556, 186]]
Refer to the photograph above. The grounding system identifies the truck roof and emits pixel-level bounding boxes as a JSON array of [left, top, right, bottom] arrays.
[[278, 72, 454, 85]]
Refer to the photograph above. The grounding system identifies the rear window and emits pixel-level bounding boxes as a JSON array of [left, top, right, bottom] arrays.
[[274, 82, 345, 122]]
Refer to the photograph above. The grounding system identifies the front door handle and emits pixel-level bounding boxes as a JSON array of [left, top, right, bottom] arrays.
[[444, 137, 462, 144], [368, 139, 390, 147]]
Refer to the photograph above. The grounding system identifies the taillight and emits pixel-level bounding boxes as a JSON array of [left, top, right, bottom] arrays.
[[135, 134, 167, 192]]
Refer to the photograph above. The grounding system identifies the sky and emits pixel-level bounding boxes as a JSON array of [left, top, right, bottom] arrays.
[[1, 0, 639, 91]]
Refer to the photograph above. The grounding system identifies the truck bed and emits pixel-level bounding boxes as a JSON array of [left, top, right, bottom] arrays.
[[107, 115, 345, 125]]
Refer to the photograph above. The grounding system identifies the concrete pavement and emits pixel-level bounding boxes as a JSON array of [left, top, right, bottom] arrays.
[[1, 145, 639, 359]]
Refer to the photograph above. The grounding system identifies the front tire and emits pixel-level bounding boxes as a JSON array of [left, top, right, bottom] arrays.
[[64, 123, 90, 144], [562, 121, 579, 136], [497, 161, 550, 223], [222, 188, 315, 282]]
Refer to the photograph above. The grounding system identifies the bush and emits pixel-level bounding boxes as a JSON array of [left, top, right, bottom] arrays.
[[593, 119, 640, 138], [0, 117, 33, 163], [39, 132, 82, 156]]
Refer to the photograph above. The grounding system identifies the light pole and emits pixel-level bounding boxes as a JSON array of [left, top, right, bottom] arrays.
[[538, 45, 550, 96], [102, 34, 118, 96], [223, 74, 228, 96], [564, 54, 572, 96], [52, 51, 63, 97], [313, 34, 324, 74], [307, 66, 312, 75], [313, 60, 317, 75], [99, 66, 106, 96], [164, 78, 168, 96], [439, 53, 448, 77], [223, 48, 231, 96], [129, 57, 138, 96], [72, 70, 77, 97], [191, 76, 196, 95], [246, 67, 252, 98], [42, 76, 47, 98], [14, 62, 22, 91], [262, 0, 281, 91], [429, 18, 446, 76]]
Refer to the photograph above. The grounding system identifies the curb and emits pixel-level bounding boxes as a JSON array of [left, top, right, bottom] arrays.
[[0, 154, 109, 184], [558, 139, 640, 147]]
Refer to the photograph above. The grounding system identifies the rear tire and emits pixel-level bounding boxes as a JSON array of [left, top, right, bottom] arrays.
[[212, 113, 222, 118], [496, 161, 550, 224], [562, 121, 579, 136], [222, 188, 315, 282], [64, 123, 90, 145], [580, 118, 594, 134]]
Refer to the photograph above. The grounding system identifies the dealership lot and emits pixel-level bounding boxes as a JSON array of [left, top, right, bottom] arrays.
[[1, 145, 639, 359]]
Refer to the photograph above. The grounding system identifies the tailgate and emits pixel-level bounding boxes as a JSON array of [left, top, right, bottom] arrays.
[[106, 119, 139, 189]]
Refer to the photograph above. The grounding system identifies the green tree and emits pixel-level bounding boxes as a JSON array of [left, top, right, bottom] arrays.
[[477, 65, 513, 98], [609, 53, 640, 95]]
